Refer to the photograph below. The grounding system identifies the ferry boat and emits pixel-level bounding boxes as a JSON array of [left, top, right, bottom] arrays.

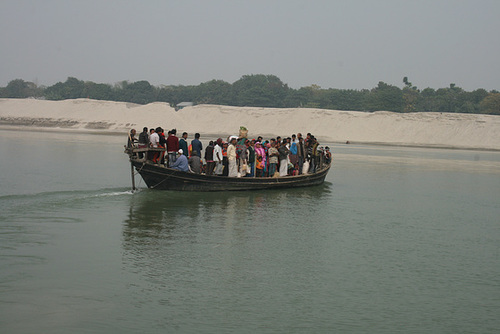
[[125, 146, 331, 192]]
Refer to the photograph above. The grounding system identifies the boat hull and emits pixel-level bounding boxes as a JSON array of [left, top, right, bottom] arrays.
[[131, 160, 331, 191]]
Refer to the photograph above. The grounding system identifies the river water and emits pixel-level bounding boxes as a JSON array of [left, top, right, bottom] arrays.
[[0, 129, 499, 333]]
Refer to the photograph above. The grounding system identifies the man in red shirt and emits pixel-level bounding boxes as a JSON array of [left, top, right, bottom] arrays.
[[166, 129, 179, 167]]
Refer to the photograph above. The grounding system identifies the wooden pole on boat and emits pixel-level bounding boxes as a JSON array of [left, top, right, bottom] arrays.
[[130, 161, 136, 192]]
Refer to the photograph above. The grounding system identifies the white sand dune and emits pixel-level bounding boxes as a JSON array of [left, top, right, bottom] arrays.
[[1, 98, 499, 150]]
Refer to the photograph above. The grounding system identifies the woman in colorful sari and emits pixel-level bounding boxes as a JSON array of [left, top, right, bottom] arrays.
[[254, 142, 266, 177]]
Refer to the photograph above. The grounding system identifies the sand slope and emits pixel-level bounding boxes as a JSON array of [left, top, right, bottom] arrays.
[[1, 98, 499, 150]]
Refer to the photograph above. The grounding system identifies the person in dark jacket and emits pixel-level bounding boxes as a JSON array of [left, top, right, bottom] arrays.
[[156, 127, 166, 165], [137, 127, 149, 159], [297, 136, 306, 174], [246, 139, 255, 177], [179, 132, 189, 157], [204, 141, 215, 175]]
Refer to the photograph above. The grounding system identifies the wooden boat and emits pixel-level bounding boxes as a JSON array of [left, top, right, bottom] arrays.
[[125, 147, 331, 191]]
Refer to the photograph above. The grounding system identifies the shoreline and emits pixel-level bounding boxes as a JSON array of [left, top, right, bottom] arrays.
[[1, 124, 498, 152], [1, 98, 499, 152]]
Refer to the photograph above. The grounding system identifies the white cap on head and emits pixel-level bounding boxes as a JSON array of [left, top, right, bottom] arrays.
[[178, 149, 183, 154]]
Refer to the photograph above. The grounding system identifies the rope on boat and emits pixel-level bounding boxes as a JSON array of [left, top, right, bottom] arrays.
[[150, 169, 177, 189]]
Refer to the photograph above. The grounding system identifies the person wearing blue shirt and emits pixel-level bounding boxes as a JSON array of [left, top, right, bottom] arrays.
[[191, 133, 203, 158], [170, 149, 189, 172]]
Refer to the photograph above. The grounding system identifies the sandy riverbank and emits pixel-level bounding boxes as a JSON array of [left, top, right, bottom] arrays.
[[1, 98, 499, 150]]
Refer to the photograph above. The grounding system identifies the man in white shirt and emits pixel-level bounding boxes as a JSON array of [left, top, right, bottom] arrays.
[[149, 129, 160, 163], [150, 130, 159, 148], [213, 138, 224, 175]]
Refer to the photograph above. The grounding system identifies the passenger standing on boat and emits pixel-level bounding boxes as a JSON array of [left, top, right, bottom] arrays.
[[127, 129, 137, 155], [179, 132, 189, 157], [191, 133, 203, 158], [149, 128, 160, 163], [205, 141, 215, 175], [171, 149, 189, 172], [297, 136, 306, 174], [222, 142, 229, 176], [289, 139, 298, 172], [137, 127, 149, 159], [127, 129, 137, 148], [268, 142, 279, 177], [127, 129, 137, 158], [255, 155, 264, 177], [278, 139, 290, 176], [254, 142, 266, 177], [157, 128, 167, 165], [324, 146, 332, 165], [227, 138, 238, 177], [305, 136, 313, 172], [166, 129, 179, 166], [188, 150, 202, 174], [214, 138, 224, 175], [286, 137, 292, 171], [238, 139, 248, 176], [246, 139, 255, 177], [306, 133, 312, 146], [264, 141, 270, 176], [311, 136, 320, 173]]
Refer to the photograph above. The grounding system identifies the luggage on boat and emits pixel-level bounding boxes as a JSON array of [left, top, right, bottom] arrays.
[[303, 161, 310, 175]]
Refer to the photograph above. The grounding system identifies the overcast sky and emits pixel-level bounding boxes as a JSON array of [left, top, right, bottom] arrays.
[[1, 0, 499, 91]]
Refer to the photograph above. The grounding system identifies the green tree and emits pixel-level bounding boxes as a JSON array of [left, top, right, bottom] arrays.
[[194, 79, 232, 105], [480, 93, 500, 115], [418, 87, 436, 111], [431, 84, 466, 113], [231, 74, 290, 107], [3, 79, 41, 98], [45, 77, 85, 100], [114, 80, 156, 104], [283, 87, 312, 107], [401, 77, 419, 112], [157, 85, 197, 106], [364, 81, 403, 112], [82, 81, 113, 100]]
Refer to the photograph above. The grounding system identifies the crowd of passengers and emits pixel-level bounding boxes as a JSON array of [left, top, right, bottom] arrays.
[[128, 127, 332, 177]]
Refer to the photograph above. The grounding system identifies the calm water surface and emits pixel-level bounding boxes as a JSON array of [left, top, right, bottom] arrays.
[[0, 130, 499, 333]]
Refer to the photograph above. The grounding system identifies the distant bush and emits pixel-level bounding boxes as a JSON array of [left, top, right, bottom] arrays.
[[1, 76, 498, 115]]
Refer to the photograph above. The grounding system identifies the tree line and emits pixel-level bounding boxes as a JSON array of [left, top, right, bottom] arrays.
[[1, 75, 499, 115]]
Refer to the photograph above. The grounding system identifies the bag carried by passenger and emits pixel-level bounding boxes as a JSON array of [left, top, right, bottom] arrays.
[[303, 161, 310, 174], [241, 163, 248, 175]]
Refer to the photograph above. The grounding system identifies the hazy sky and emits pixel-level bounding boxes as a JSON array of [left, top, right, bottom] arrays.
[[1, 0, 499, 91]]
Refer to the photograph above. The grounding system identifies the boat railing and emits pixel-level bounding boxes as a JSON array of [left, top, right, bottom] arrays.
[[125, 145, 166, 162]]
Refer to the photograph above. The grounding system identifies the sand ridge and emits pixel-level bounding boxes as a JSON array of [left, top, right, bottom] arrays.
[[0, 98, 499, 150]]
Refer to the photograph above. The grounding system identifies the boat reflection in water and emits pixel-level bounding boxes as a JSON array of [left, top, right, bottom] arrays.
[[123, 183, 333, 240], [120, 184, 333, 328], [122, 183, 333, 267]]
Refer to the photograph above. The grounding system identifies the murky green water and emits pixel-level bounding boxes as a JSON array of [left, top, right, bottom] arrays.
[[1, 130, 499, 333]]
